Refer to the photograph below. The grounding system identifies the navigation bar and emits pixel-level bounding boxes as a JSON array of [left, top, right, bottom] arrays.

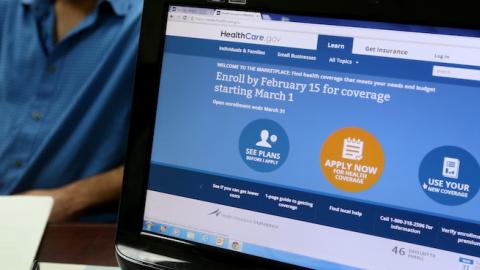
[[168, 8, 480, 67], [352, 38, 480, 67]]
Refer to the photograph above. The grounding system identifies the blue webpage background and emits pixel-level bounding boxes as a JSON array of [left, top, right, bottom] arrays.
[[150, 35, 480, 224]]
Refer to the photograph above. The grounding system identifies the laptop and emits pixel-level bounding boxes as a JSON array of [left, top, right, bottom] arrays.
[[116, 0, 480, 269]]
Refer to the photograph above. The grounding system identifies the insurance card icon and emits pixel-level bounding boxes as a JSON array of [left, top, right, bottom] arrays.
[[342, 138, 364, 161], [443, 157, 460, 179]]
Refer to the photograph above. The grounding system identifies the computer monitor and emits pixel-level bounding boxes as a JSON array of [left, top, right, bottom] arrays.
[[116, 0, 480, 269]]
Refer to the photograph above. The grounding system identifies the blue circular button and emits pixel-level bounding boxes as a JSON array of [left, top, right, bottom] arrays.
[[419, 146, 480, 206], [239, 119, 289, 172]]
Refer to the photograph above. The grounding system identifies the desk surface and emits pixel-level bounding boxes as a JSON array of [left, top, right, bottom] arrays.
[[37, 223, 118, 266]]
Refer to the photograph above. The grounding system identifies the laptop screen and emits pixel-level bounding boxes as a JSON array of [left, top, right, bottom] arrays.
[[142, 5, 480, 269]]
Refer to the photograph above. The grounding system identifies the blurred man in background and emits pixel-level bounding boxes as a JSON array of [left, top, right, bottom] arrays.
[[0, 0, 143, 221]]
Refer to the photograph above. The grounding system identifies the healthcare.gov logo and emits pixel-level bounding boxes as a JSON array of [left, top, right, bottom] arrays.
[[208, 209, 222, 217], [220, 30, 281, 44]]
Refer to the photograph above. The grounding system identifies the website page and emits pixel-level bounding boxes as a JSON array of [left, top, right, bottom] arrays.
[[143, 6, 480, 270]]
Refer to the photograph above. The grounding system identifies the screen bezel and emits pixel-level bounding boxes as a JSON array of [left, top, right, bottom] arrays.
[[116, 0, 480, 268]]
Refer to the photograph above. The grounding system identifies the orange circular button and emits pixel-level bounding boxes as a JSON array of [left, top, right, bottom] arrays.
[[320, 127, 384, 192]]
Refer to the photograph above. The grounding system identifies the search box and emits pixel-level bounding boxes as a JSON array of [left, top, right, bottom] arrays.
[[432, 66, 480, 81]]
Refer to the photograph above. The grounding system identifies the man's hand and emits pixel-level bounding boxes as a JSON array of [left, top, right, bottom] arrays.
[[21, 186, 80, 222], [20, 167, 124, 223]]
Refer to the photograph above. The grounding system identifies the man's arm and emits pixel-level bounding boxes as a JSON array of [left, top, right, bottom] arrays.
[[21, 166, 124, 222]]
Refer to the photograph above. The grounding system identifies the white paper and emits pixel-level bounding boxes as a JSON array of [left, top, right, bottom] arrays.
[[0, 196, 53, 270]]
